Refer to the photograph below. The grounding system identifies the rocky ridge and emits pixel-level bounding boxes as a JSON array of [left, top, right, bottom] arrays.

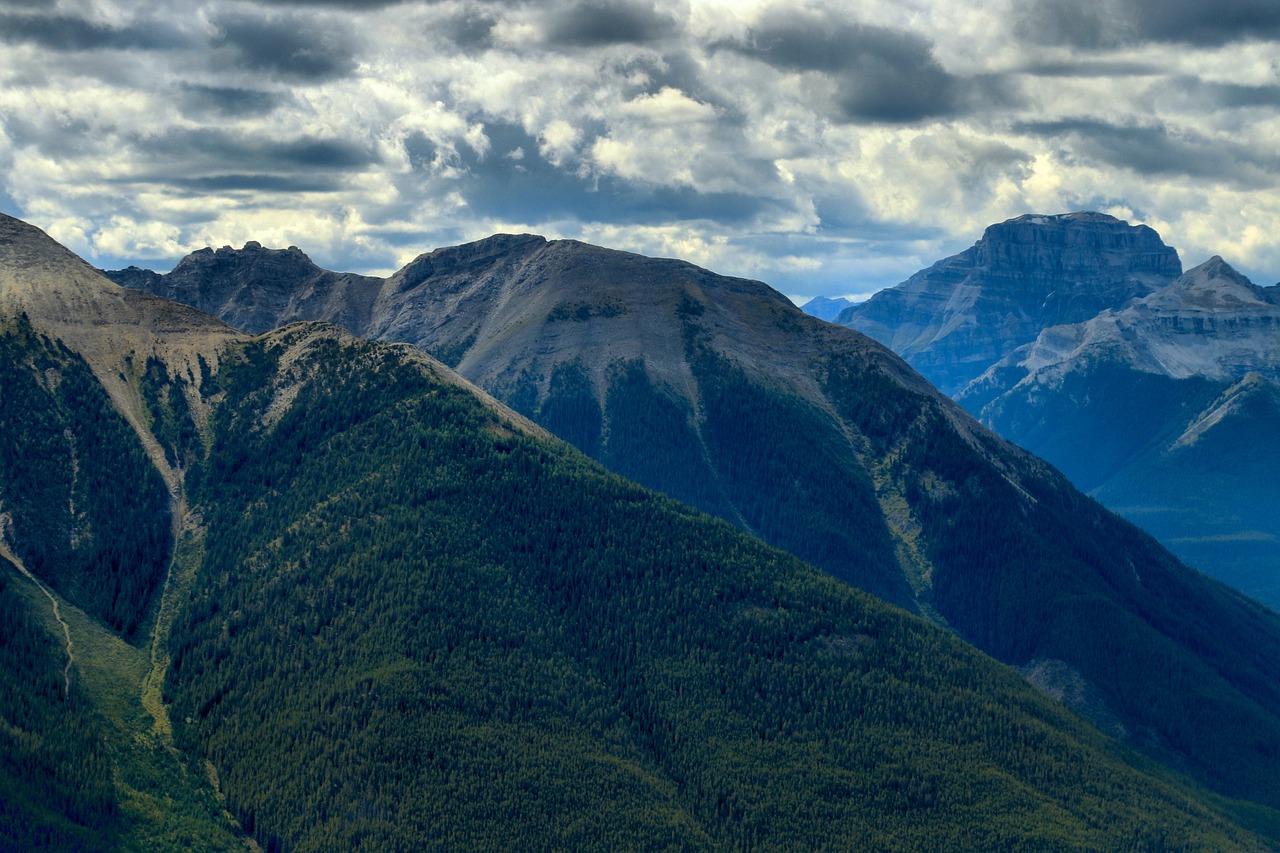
[[837, 212, 1183, 395]]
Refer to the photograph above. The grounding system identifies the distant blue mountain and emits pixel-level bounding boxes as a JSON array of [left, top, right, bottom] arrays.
[[961, 257, 1280, 607], [838, 212, 1181, 396], [799, 294, 856, 322]]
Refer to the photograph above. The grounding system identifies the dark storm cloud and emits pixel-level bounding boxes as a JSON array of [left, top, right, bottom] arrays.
[[725, 11, 1014, 123], [177, 85, 289, 118], [610, 51, 730, 116], [2, 112, 96, 158], [1019, 60, 1162, 78], [210, 11, 359, 80], [1208, 83, 1280, 108], [0, 12, 185, 51], [437, 8, 498, 49], [135, 128, 378, 174], [247, 0, 410, 6], [1015, 118, 1280, 185], [1013, 0, 1280, 48], [444, 121, 774, 226], [1172, 79, 1280, 109], [543, 1, 676, 47], [165, 174, 349, 193]]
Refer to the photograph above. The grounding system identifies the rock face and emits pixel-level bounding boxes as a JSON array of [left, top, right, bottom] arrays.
[[837, 212, 1182, 395], [112, 230, 1280, 806], [961, 258, 1280, 605], [103, 241, 382, 339]]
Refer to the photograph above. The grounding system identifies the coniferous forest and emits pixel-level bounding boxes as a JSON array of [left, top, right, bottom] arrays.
[[0, 316, 172, 637], [4, 208, 1280, 850], [152, 329, 1267, 850]]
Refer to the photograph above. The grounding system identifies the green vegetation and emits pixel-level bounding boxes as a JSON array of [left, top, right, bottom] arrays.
[[547, 301, 627, 322], [600, 359, 737, 521], [691, 345, 910, 607], [527, 345, 917, 610], [427, 332, 475, 369], [824, 353, 1280, 809], [0, 316, 172, 637], [0, 572, 119, 851], [537, 360, 603, 458], [138, 355, 200, 471], [157, 330, 1269, 851], [1, 556, 252, 852]]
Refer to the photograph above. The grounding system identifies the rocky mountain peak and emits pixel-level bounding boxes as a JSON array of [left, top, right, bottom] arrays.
[[801, 294, 857, 322], [395, 233, 548, 291], [1152, 256, 1266, 308], [1128, 256, 1274, 320], [970, 211, 1181, 282], [965, 253, 1280, 405], [838, 211, 1182, 395], [0, 212, 96, 276], [0, 213, 233, 345], [170, 240, 323, 280], [107, 239, 383, 337]]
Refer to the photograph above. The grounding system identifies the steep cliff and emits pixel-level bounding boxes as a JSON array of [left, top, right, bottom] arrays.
[[838, 212, 1182, 395]]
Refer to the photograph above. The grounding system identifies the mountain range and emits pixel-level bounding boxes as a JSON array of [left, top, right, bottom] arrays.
[[6, 211, 1279, 846], [829, 213, 1279, 608], [95, 218, 1280, 820]]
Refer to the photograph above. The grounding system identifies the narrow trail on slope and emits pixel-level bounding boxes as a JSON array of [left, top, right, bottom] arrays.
[[0, 512, 75, 697]]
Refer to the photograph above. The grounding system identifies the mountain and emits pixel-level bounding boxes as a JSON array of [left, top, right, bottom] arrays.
[[8, 212, 1277, 848], [112, 229, 1280, 810], [961, 257, 1280, 605], [0, 212, 241, 636], [108, 242, 382, 338], [799, 294, 856, 322], [836, 212, 1183, 395], [112, 235, 921, 607], [830, 213, 1278, 607], [0, 212, 253, 848]]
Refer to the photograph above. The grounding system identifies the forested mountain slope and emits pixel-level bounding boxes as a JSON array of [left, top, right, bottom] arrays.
[[114, 229, 1280, 809], [167, 322, 1270, 850], [3, 211, 1273, 848], [0, 212, 259, 848]]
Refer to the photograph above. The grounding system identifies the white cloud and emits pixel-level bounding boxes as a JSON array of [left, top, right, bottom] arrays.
[[0, 0, 1276, 292]]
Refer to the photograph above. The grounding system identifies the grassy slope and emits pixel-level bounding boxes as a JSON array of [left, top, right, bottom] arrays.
[[0, 556, 245, 851]]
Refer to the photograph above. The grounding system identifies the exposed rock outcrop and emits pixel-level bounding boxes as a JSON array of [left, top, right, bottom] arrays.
[[838, 212, 1182, 395]]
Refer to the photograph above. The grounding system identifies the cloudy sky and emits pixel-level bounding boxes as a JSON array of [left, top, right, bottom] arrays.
[[2, 0, 1279, 300]]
